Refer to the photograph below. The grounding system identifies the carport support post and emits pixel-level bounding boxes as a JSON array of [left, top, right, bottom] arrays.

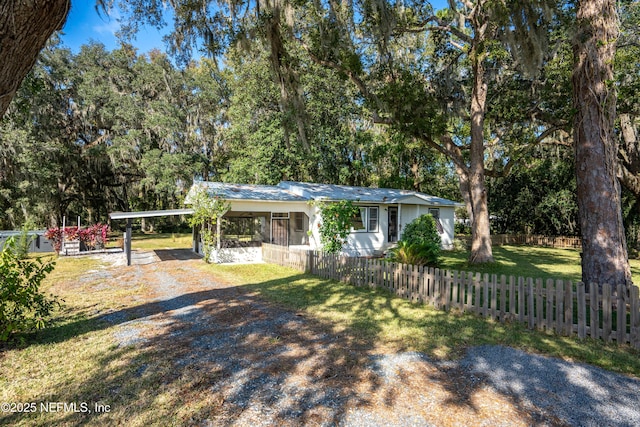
[[126, 218, 132, 266]]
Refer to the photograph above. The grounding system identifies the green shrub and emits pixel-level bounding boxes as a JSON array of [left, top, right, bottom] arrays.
[[0, 238, 58, 342], [391, 214, 442, 266], [401, 214, 441, 247], [316, 200, 361, 254], [390, 241, 441, 266]]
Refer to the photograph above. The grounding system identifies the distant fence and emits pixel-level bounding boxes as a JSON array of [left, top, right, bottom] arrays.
[[0, 230, 55, 253], [456, 234, 582, 249], [262, 243, 640, 349]]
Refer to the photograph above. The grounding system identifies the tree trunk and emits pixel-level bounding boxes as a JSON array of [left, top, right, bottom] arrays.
[[467, 17, 494, 264], [0, 0, 70, 117], [573, 0, 632, 289], [456, 164, 473, 226], [618, 113, 640, 197]]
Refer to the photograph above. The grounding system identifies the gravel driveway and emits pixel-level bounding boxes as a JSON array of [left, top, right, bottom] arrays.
[[94, 250, 640, 426]]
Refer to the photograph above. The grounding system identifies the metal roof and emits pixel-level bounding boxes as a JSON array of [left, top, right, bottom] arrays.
[[191, 182, 308, 202], [185, 181, 458, 206], [279, 181, 459, 206]]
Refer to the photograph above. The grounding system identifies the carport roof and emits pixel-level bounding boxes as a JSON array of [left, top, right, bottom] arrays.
[[109, 208, 194, 220]]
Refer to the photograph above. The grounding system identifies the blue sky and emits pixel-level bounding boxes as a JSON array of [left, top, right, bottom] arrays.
[[60, 1, 449, 54], [60, 3, 168, 53]]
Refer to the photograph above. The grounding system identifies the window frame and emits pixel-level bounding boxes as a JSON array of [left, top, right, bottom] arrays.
[[271, 212, 289, 219], [293, 212, 305, 232], [351, 206, 379, 233]]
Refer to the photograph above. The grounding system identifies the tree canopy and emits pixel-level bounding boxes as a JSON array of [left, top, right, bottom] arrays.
[[1, 0, 639, 286]]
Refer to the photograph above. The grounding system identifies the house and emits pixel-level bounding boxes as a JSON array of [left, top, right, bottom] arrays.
[[185, 181, 459, 263]]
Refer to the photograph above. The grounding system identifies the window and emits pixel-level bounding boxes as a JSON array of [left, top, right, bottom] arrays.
[[293, 212, 305, 232], [224, 217, 263, 240], [352, 207, 378, 232], [428, 208, 444, 234], [369, 207, 378, 232], [352, 208, 366, 231]]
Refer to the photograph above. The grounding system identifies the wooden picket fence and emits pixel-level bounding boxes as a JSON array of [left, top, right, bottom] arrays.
[[457, 234, 582, 249], [262, 243, 640, 348], [262, 243, 313, 272]]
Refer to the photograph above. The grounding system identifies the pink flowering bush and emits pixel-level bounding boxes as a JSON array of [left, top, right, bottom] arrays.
[[45, 223, 110, 253]]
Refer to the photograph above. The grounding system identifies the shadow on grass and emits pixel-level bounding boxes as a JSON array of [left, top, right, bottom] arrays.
[[4, 261, 640, 426], [3, 272, 383, 425], [440, 245, 582, 282]]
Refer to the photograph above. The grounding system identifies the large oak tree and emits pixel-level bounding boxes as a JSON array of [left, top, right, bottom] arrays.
[[573, 0, 632, 288], [0, 0, 70, 117]]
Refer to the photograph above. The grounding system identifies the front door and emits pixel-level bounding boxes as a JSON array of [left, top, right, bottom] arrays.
[[388, 207, 398, 242], [272, 219, 289, 246]]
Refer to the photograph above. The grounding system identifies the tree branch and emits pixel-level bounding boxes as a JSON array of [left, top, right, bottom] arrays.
[[392, 15, 472, 45]]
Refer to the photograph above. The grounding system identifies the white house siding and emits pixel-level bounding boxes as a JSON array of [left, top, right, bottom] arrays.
[[308, 203, 456, 257], [191, 194, 456, 261], [307, 204, 391, 257], [439, 207, 455, 249], [307, 204, 324, 251], [343, 205, 387, 257]]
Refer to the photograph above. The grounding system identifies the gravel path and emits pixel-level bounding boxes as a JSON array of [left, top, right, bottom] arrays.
[[94, 250, 640, 426], [461, 345, 640, 426]]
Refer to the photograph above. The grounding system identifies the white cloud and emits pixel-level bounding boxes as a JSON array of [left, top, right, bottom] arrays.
[[93, 8, 122, 35]]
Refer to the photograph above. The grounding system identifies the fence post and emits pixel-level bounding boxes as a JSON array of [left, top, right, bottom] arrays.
[[306, 249, 313, 273], [555, 280, 564, 334], [434, 268, 441, 309], [444, 270, 452, 311], [483, 273, 490, 317], [631, 286, 640, 349], [590, 282, 600, 339], [412, 264, 420, 302], [616, 283, 626, 344], [417, 265, 425, 303], [509, 276, 516, 319], [499, 275, 507, 321], [465, 272, 473, 311], [527, 278, 534, 329], [602, 283, 612, 342], [565, 280, 573, 336], [451, 271, 458, 309], [427, 267, 435, 305], [577, 282, 586, 339], [490, 274, 497, 320], [546, 279, 554, 331], [518, 276, 525, 323], [474, 273, 482, 315]]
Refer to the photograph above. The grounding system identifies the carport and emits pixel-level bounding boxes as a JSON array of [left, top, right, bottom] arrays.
[[109, 209, 194, 266]]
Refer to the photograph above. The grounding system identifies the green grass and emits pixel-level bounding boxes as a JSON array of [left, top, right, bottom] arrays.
[[130, 232, 192, 250], [3, 240, 640, 427], [204, 261, 640, 377], [439, 245, 640, 284], [0, 255, 174, 426]]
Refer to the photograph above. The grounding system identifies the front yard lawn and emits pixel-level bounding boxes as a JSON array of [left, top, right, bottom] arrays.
[[205, 261, 640, 377], [439, 245, 640, 284], [3, 242, 640, 426]]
